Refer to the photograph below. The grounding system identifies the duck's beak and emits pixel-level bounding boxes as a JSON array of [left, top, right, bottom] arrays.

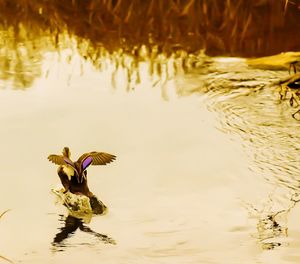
[[82, 171, 87, 181], [74, 169, 82, 183]]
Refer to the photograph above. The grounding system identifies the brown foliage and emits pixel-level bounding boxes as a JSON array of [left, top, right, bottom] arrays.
[[0, 0, 299, 56]]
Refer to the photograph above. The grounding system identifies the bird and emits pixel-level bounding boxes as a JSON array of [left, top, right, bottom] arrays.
[[48, 147, 116, 198]]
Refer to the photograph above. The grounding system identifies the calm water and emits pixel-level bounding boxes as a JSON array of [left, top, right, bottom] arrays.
[[1, 45, 300, 264]]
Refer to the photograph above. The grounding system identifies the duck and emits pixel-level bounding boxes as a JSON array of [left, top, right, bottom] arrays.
[[48, 147, 116, 198]]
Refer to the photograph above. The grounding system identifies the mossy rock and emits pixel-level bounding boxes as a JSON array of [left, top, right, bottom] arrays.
[[52, 188, 107, 217]]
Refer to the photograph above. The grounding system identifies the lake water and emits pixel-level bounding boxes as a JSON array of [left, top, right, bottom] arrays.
[[1, 44, 300, 264]]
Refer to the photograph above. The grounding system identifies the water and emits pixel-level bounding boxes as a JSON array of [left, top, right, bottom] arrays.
[[1, 42, 300, 263]]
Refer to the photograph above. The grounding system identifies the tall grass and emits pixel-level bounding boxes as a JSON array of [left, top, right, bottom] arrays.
[[0, 0, 299, 90], [0, 0, 299, 56]]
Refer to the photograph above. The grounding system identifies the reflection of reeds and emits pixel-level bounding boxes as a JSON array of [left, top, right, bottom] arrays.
[[0, 26, 211, 90], [0, 0, 299, 56], [0, 28, 42, 89]]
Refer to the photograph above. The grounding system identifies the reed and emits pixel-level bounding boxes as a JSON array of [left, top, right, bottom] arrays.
[[0, 255, 13, 264], [0, 210, 13, 264], [0, 209, 9, 219]]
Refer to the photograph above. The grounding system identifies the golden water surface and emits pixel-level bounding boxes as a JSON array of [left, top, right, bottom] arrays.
[[1, 36, 300, 264]]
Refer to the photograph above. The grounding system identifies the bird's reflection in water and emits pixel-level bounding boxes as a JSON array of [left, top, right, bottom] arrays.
[[52, 214, 116, 250]]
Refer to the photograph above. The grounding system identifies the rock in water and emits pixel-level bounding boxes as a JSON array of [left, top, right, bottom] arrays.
[[89, 195, 107, 214], [52, 188, 107, 217]]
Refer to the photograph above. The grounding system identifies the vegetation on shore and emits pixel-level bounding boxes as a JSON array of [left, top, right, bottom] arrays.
[[0, 0, 299, 57], [0, 0, 299, 89]]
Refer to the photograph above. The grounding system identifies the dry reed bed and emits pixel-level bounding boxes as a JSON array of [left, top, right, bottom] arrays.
[[0, 0, 299, 89], [0, 0, 299, 57]]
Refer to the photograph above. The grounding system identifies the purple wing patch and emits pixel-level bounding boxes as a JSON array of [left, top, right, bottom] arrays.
[[82, 156, 93, 170]]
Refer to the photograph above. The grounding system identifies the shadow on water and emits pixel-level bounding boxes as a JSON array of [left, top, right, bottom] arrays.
[[51, 190, 116, 250], [52, 214, 116, 251]]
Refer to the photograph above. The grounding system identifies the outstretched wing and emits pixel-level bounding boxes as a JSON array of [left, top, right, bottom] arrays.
[[78, 152, 116, 166], [90, 152, 116, 165], [48, 154, 66, 165]]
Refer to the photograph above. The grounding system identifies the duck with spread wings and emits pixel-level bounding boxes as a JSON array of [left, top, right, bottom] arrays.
[[48, 147, 116, 198]]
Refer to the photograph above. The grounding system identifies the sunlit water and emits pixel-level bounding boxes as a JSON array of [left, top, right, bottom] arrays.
[[1, 46, 300, 264]]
